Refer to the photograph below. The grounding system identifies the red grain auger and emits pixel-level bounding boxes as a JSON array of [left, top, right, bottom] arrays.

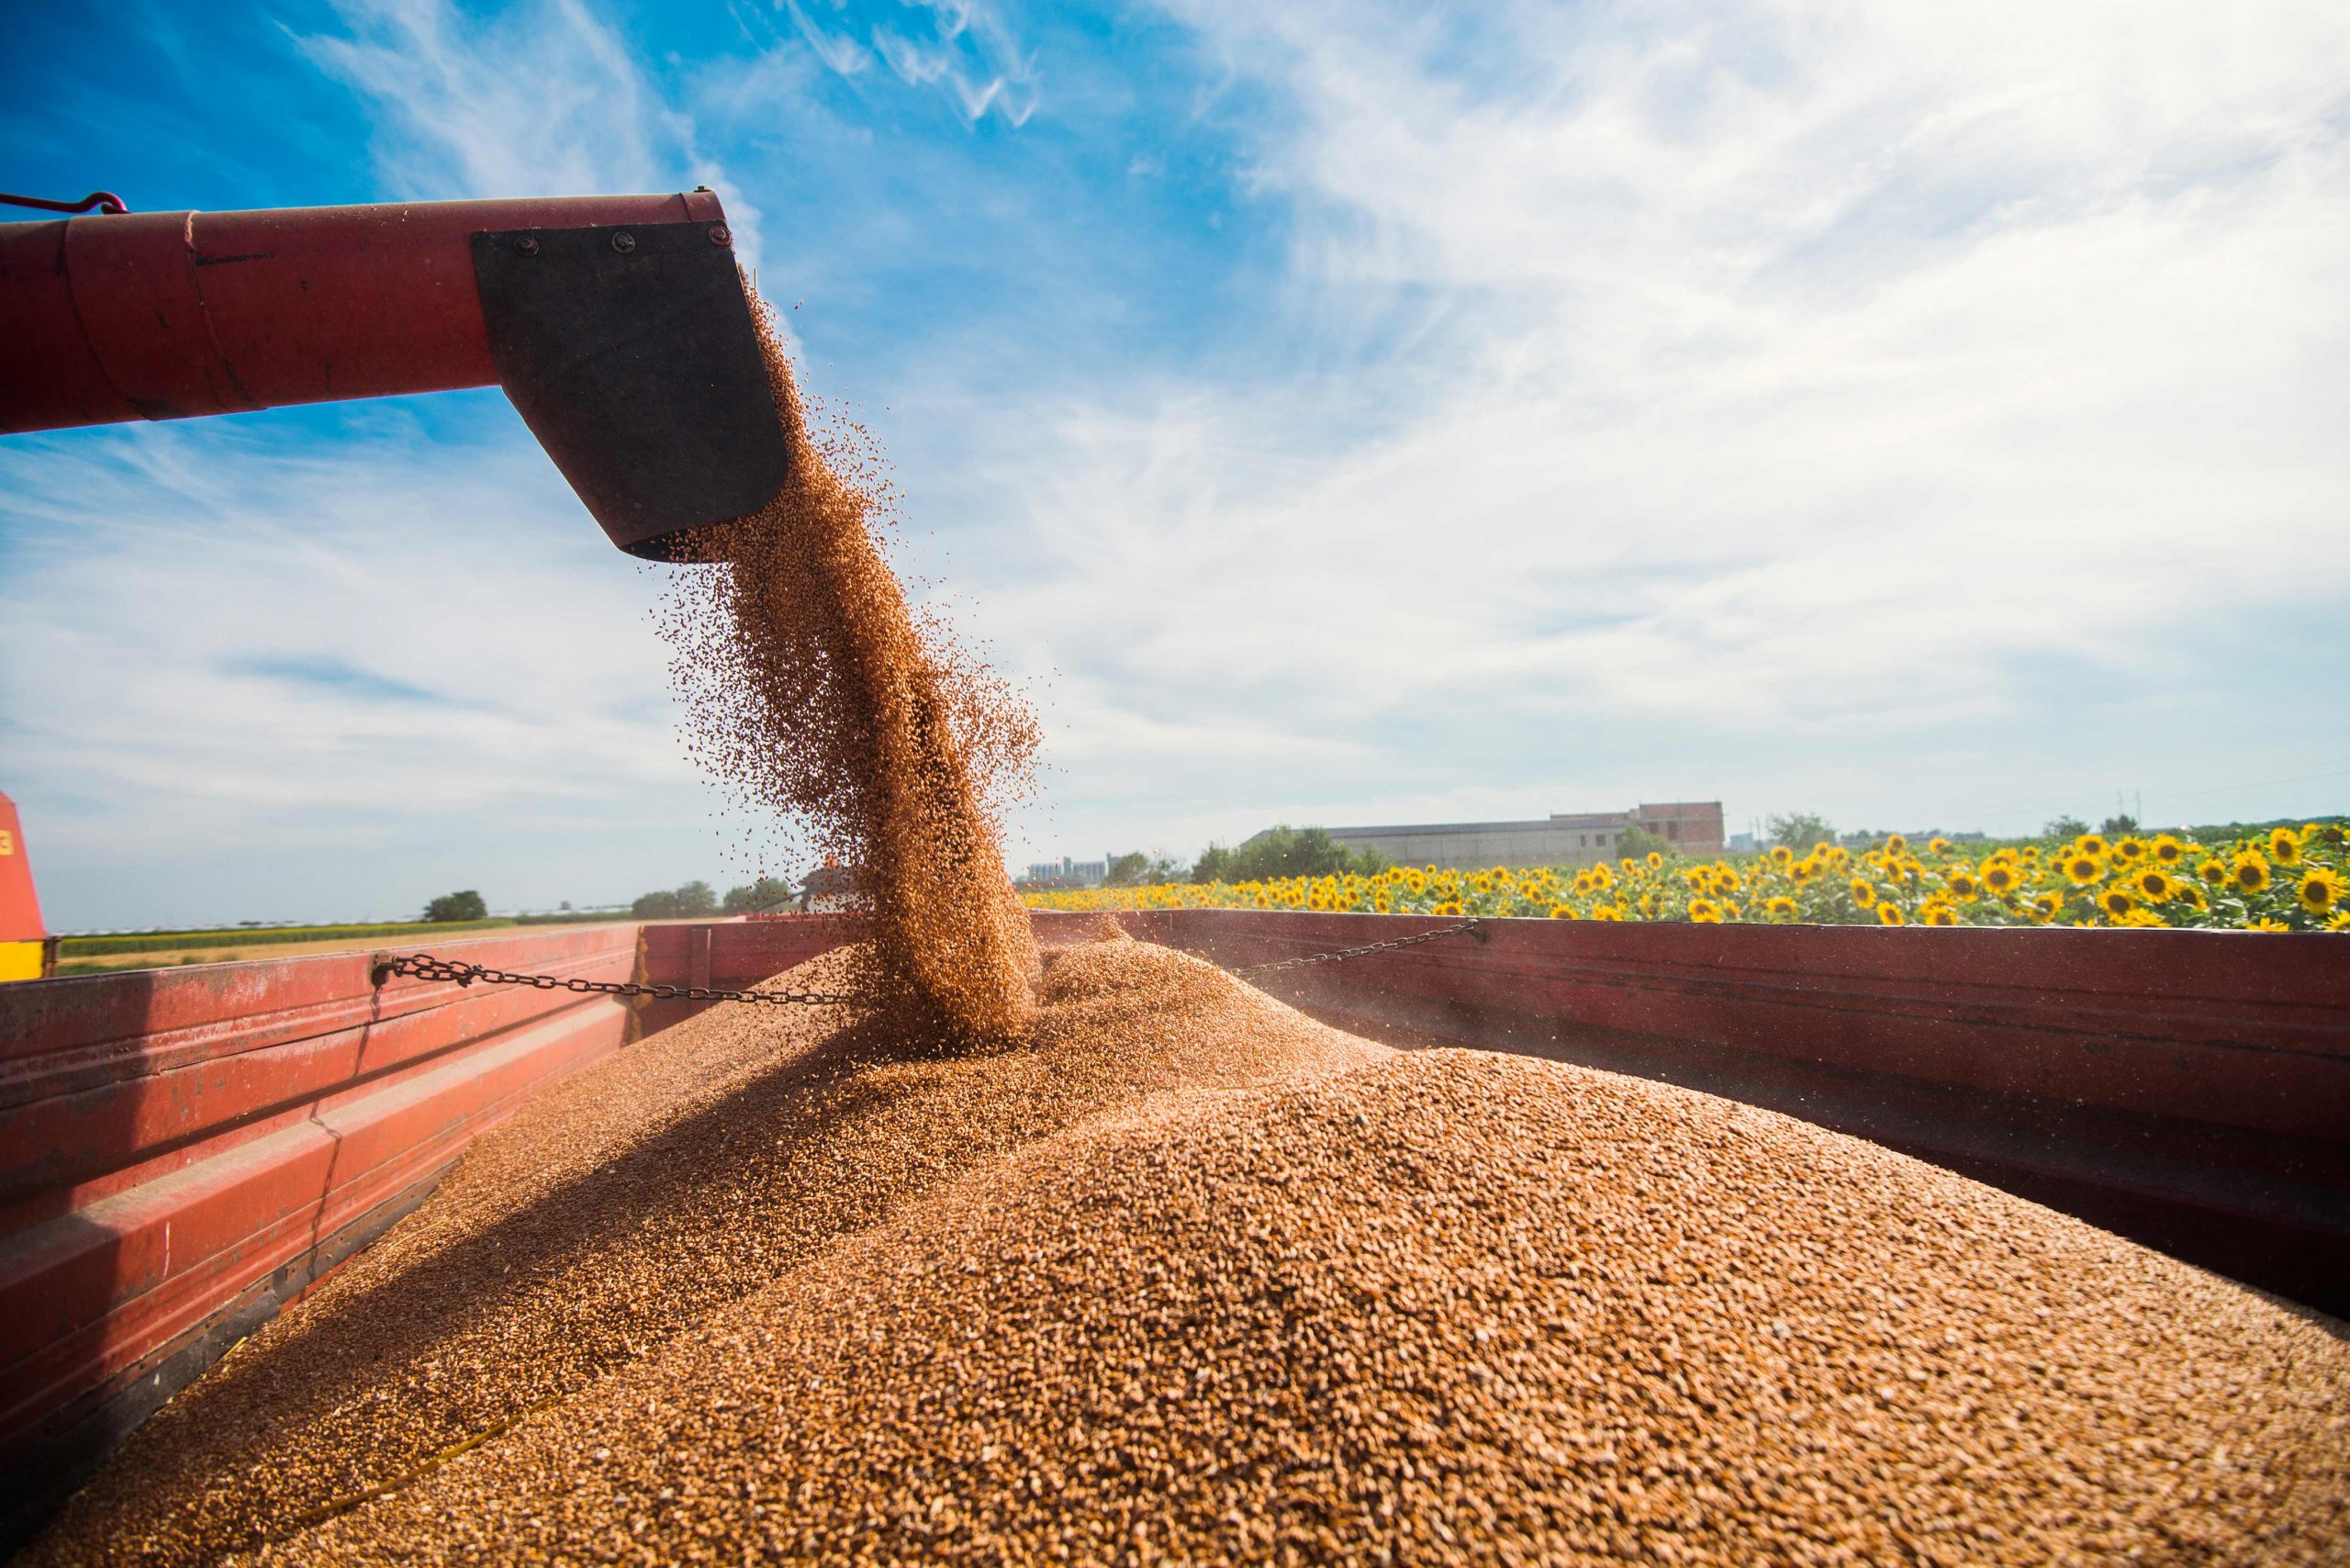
[[0, 188, 788, 559]]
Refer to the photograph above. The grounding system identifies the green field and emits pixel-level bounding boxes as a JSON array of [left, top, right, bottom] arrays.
[[58, 918, 520, 958]]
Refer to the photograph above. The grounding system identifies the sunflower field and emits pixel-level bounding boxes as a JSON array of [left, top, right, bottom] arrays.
[[1023, 823, 2350, 933]]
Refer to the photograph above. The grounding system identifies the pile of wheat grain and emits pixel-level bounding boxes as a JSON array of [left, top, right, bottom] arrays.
[[31, 933, 2348, 1565]]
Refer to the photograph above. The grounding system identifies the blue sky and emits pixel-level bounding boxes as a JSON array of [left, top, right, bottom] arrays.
[[4, 0, 2347, 930]]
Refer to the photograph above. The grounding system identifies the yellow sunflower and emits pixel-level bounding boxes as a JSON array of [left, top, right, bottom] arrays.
[[2300, 867, 2345, 915], [2112, 907, 2166, 928], [1921, 901, 1959, 926], [2076, 834, 2109, 857], [2112, 836, 2147, 864], [2063, 851, 2105, 886], [1945, 869, 1981, 902], [1981, 861, 2020, 896], [1849, 876, 1875, 906], [1432, 899, 1464, 916], [1877, 902, 1907, 926], [1549, 902, 1577, 920], [1789, 858, 1818, 885], [2098, 886, 2137, 919], [2269, 828, 2303, 865], [1647, 852, 1665, 870], [2150, 834, 2187, 864], [2132, 868, 2176, 902], [1590, 904, 1624, 922], [1885, 834, 1908, 853], [1765, 895, 1797, 920], [1928, 836, 1951, 854], [2176, 883, 2208, 912], [2197, 858, 2229, 885], [2248, 918, 2290, 933], [2233, 856, 2272, 894], [2028, 892, 2062, 925], [1688, 898, 1723, 924], [1771, 845, 1794, 865]]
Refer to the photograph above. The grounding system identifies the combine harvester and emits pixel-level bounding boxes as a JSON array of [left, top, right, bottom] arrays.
[[2, 189, 2347, 1549]]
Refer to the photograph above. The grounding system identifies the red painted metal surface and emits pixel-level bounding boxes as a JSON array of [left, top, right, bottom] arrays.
[[0, 923, 640, 1475], [0, 793, 41, 946], [632, 914, 867, 1036], [0, 192, 721, 433]]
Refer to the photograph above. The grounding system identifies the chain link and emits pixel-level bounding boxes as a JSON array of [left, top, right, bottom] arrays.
[[1229, 918, 1486, 975], [370, 953, 854, 1007], [372, 919, 1486, 1010]]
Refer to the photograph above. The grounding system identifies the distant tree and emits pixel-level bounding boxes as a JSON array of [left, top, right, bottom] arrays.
[[1103, 851, 1152, 887], [631, 880, 718, 919], [423, 890, 487, 923], [1764, 812, 1836, 852], [722, 876, 795, 913], [2099, 813, 2140, 836], [1190, 826, 1387, 882], [2042, 815, 2089, 840], [1190, 843, 1238, 883], [1617, 824, 1674, 861]]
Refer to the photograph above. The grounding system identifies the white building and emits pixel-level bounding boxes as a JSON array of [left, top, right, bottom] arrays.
[[1326, 802, 1726, 872], [1024, 856, 1108, 889]]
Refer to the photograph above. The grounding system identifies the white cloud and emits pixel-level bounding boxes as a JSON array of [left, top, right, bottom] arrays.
[[774, 0, 1038, 126], [300, 0, 768, 269], [0, 417, 685, 820], [980, 0, 2350, 855]]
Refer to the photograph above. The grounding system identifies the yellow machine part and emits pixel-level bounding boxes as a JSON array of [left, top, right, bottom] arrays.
[[0, 940, 44, 983]]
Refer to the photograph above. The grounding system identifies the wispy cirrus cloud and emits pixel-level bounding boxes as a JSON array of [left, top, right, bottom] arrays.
[[776, 0, 1039, 126], [298, 0, 768, 267]]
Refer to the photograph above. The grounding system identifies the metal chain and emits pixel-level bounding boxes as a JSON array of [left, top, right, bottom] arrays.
[[372, 918, 1486, 1010], [370, 952, 853, 1007], [1230, 918, 1486, 975], [0, 189, 129, 215]]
